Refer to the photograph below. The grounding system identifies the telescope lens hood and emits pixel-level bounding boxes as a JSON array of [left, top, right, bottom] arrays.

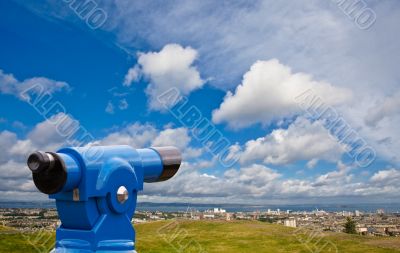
[[151, 146, 182, 182]]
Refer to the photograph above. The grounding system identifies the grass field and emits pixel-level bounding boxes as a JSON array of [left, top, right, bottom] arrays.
[[1, 221, 400, 252]]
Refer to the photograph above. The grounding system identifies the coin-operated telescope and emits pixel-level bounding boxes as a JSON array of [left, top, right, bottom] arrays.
[[27, 145, 181, 253]]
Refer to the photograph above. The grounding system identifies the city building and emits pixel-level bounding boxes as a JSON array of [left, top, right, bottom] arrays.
[[284, 218, 297, 228]]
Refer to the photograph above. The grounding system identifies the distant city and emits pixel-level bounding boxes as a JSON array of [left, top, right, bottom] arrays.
[[2, 201, 400, 213], [1, 201, 400, 237]]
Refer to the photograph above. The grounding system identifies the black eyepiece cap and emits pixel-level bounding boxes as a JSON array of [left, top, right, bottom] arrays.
[[27, 151, 56, 173], [27, 151, 67, 195]]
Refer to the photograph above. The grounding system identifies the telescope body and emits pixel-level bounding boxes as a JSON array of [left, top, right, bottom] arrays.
[[27, 145, 181, 253]]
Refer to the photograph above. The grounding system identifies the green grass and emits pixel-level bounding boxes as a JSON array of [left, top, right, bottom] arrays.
[[135, 220, 400, 253], [0, 226, 54, 253], [1, 221, 400, 252]]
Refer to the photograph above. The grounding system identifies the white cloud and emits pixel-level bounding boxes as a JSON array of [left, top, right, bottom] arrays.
[[25, 0, 400, 96], [0, 69, 69, 101], [99, 123, 158, 148], [0, 131, 18, 163], [0, 113, 76, 196], [342, 92, 400, 164], [313, 167, 352, 188], [98, 123, 201, 160], [224, 164, 281, 188], [365, 91, 400, 127], [80, 0, 399, 99], [370, 168, 400, 185], [123, 65, 140, 86], [144, 163, 281, 199], [0, 160, 29, 179], [27, 113, 70, 149], [124, 44, 205, 111], [0, 119, 183, 198], [0, 113, 72, 162], [16, 1, 400, 167], [1, 115, 398, 202], [306, 159, 319, 169], [142, 161, 400, 203], [151, 128, 190, 150], [235, 117, 346, 166], [212, 59, 352, 128]]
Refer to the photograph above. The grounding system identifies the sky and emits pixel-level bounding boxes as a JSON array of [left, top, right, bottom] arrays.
[[0, 0, 399, 204]]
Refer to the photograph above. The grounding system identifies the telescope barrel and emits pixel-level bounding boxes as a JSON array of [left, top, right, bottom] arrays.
[[27, 146, 181, 194]]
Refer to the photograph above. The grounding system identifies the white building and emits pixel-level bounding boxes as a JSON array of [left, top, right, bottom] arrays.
[[284, 218, 297, 228], [213, 208, 226, 214], [203, 214, 215, 219]]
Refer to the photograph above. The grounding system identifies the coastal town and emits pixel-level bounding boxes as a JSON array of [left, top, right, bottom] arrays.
[[1, 207, 400, 237]]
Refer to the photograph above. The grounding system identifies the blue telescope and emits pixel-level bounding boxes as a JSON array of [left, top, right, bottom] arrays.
[[27, 145, 181, 253]]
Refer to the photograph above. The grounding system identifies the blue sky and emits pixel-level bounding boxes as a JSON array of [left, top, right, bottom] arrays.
[[0, 0, 399, 204]]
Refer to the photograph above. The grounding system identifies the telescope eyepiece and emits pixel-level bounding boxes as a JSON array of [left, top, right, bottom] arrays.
[[27, 151, 55, 173], [27, 151, 67, 195]]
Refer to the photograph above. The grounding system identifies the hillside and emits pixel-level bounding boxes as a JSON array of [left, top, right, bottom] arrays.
[[1, 221, 400, 252]]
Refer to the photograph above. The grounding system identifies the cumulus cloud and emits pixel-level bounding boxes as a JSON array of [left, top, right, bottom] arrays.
[[0, 160, 29, 180], [143, 161, 399, 203], [97, 123, 202, 159], [151, 128, 190, 150], [212, 59, 352, 128], [1, 113, 73, 162], [365, 91, 400, 127], [27, 113, 70, 149], [0, 113, 75, 197], [0, 131, 18, 163], [224, 164, 281, 189], [313, 164, 352, 188], [1, 114, 398, 202], [143, 163, 282, 199], [98, 123, 158, 148], [0, 117, 200, 199], [234, 117, 346, 166], [0, 69, 69, 101], [7, 0, 400, 203], [370, 168, 400, 185], [124, 44, 205, 111]]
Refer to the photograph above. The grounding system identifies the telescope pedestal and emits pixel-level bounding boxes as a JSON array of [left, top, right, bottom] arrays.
[[27, 146, 181, 253]]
